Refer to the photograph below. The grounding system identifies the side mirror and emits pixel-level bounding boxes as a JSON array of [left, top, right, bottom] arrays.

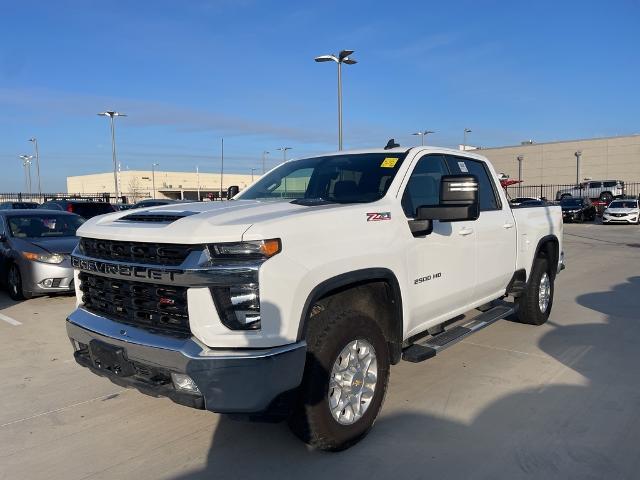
[[416, 174, 480, 222], [227, 185, 240, 199]]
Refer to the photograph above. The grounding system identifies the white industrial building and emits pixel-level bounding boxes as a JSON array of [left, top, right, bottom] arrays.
[[67, 170, 258, 202]]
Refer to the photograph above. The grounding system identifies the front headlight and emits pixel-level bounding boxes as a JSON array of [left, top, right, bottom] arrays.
[[22, 252, 65, 264], [208, 239, 281, 260], [207, 239, 281, 331]]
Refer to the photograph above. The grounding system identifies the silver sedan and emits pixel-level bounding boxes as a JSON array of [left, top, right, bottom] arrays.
[[0, 210, 84, 300]]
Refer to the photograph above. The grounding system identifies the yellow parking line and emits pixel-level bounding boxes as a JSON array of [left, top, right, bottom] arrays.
[[0, 313, 22, 326]]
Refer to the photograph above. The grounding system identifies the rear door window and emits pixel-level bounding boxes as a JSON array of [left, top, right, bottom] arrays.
[[444, 156, 501, 211]]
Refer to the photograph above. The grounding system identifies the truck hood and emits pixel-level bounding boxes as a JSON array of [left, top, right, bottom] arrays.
[[76, 199, 349, 243]]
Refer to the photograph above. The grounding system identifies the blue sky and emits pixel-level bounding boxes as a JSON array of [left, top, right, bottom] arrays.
[[1, 0, 638, 191]]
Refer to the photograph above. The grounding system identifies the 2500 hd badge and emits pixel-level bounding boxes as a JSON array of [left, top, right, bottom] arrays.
[[414, 272, 442, 284]]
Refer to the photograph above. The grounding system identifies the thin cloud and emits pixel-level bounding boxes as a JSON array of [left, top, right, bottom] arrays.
[[0, 87, 334, 143]]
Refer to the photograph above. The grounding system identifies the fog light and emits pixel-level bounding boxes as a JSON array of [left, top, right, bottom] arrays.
[[171, 373, 200, 393], [40, 278, 54, 288]]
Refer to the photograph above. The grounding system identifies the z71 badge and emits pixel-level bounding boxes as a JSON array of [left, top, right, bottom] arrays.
[[366, 212, 391, 221]]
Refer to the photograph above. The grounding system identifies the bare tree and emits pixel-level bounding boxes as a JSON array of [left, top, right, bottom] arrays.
[[127, 176, 142, 203]]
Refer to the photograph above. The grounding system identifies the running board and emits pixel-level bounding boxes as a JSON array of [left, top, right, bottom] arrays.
[[402, 304, 515, 363]]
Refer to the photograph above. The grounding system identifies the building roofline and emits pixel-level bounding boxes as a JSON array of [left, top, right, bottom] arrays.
[[476, 133, 640, 151]]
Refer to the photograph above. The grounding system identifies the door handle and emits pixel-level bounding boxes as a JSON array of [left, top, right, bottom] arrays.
[[503, 223, 515, 229], [458, 227, 474, 236]]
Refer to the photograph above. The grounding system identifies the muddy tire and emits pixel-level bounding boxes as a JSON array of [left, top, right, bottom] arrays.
[[288, 309, 390, 451]]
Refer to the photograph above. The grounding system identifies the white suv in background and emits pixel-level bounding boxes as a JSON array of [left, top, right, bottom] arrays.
[[603, 199, 640, 224], [556, 180, 625, 203]]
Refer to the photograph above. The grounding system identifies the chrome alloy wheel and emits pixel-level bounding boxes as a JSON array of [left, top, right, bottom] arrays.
[[328, 339, 378, 425], [538, 272, 551, 313]]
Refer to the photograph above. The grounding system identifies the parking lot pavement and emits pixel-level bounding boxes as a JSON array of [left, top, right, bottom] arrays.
[[1, 223, 640, 480]]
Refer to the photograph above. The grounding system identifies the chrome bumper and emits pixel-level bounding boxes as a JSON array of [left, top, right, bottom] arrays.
[[67, 308, 307, 413]]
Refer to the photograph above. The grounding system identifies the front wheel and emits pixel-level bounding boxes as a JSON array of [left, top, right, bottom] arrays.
[[515, 257, 554, 326], [288, 309, 390, 451], [7, 263, 27, 301]]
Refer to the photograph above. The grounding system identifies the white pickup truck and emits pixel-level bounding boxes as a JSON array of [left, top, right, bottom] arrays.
[[67, 146, 564, 450]]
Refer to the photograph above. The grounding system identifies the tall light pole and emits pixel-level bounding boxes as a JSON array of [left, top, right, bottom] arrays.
[[98, 111, 127, 202], [517, 155, 524, 196], [462, 128, 472, 151], [262, 151, 270, 174], [575, 151, 582, 185], [196, 165, 201, 201], [151, 163, 159, 199], [28, 138, 42, 197], [276, 147, 292, 164], [219, 138, 224, 200], [315, 49, 358, 150], [412, 130, 435, 146], [19, 155, 34, 194], [251, 168, 257, 182]]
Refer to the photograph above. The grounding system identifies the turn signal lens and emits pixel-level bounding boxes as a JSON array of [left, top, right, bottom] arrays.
[[259, 239, 281, 257]]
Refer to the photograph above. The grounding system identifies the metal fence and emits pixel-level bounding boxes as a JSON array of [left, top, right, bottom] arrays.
[[505, 182, 640, 201]]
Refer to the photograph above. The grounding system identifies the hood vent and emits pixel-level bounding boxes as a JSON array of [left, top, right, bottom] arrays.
[[118, 211, 197, 224]]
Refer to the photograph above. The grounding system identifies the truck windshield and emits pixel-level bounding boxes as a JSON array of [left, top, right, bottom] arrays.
[[238, 153, 407, 204]]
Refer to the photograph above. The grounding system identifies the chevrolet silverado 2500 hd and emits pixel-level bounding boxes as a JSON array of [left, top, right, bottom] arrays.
[[67, 146, 564, 450]]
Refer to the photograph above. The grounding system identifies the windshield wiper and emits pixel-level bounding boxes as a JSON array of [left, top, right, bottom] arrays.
[[290, 197, 337, 206]]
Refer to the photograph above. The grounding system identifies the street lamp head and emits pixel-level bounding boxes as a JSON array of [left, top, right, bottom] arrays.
[[315, 55, 338, 63], [425, 130, 435, 135], [575, 150, 582, 157], [342, 57, 357, 65], [517, 155, 524, 161], [98, 111, 127, 117], [29, 137, 36, 142], [464, 128, 472, 133], [339, 49, 354, 60]]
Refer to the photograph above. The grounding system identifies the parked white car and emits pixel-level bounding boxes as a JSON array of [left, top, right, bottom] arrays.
[[556, 180, 625, 202], [602, 199, 640, 224]]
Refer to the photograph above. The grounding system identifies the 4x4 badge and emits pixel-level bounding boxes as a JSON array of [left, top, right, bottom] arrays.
[[366, 212, 391, 221]]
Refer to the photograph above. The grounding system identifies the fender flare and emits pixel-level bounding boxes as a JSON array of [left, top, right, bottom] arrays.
[[296, 267, 404, 350], [531, 234, 560, 281]]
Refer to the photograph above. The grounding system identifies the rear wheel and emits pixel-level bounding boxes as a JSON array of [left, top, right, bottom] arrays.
[[515, 257, 554, 326], [288, 309, 390, 451], [7, 263, 27, 301]]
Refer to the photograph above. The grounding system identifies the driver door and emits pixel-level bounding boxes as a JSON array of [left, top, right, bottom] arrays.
[[401, 154, 477, 336]]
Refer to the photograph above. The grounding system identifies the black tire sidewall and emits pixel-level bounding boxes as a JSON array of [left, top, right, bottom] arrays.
[[8, 264, 24, 301], [292, 311, 390, 451], [517, 257, 554, 325]]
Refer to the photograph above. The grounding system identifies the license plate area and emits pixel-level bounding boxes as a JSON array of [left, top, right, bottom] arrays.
[[89, 340, 136, 377]]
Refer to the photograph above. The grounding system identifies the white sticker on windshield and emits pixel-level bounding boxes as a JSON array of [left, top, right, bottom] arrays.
[[457, 161, 469, 173]]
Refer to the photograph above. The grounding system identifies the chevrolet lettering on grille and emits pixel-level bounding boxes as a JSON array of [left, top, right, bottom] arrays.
[[72, 256, 184, 282]]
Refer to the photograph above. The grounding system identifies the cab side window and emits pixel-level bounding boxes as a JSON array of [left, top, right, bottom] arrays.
[[401, 154, 448, 217], [445, 156, 500, 211]]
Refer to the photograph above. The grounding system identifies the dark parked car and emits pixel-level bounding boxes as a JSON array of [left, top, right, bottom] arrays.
[[38, 199, 116, 219], [0, 210, 84, 299], [0, 202, 38, 210], [560, 197, 596, 222], [131, 199, 186, 209]]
